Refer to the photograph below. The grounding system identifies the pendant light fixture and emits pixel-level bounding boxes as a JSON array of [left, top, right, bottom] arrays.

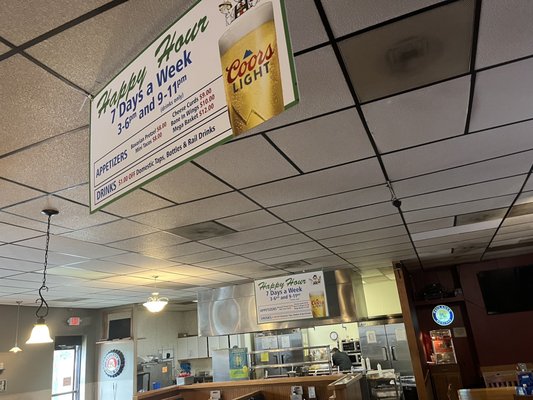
[[27, 209, 58, 344], [143, 276, 168, 313], [9, 301, 23, 353]]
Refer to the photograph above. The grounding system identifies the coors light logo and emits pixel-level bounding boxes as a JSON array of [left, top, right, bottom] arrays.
[[219, 1, 284, 136]]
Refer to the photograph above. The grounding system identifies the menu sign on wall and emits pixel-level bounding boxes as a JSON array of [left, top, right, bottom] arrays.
[[254, 271, 329, 323], [89, 0, 298, 212]]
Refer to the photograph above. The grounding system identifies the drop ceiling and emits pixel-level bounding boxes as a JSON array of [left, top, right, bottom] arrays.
[[1, 0, 532, 309]]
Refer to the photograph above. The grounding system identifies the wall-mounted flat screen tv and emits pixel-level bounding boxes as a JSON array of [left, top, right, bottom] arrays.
[[108, 318, 131, 340], [477, 264, 533, 314]]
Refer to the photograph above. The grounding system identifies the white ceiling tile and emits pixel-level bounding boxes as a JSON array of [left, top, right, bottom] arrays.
[[393, 151, 533, 198], [0, 179, 43, 208], [242, 46, 354, 134], [403, 195, 515, 223], [383, 120, 533, 180], [0, 56, 88, 156], [290, 202, 396, 232], [269, 184, 390, 221], [340, 242, 413, 260], [0, 257, 45, 273], [71, 260, 146, 275], [142, 163, 231, 204], [46, 266, 112, 280], [144, 242, 211, 260], [244, 158, 385, 207], [476, 0, 533, 69], [408, 217, 455, 234], [0, 268, 23, 278], [470, 58, 533, 132], [330, 235, 410, 254], [105, 190, 175, 218], [267, 109, 374, 172], [245, 242, 323, 261], [285, 0, 328, 52], [215, 261, 272, 275], [63, 219, 157, 244], [0, 42, 10, 54], [170, 250, 233, 265], [413, 230, 495, 248], [0, 244, 86, 266], [260, 249, 331, 266], [108, 232, 188, 252], [195, 256, 250, 268], [401, 175, 525, 211], [196, 135, 298, 188], [200, 223, 297, 248], [0, 0, 108, 44], [246, 269, 285, 279], [412, 220, 501, 242], [100, 275, 155, 286], [160, 275, 218, 286], [363, 76, 470, 152], [304, 255, 350, 269], [130, 192, 259, 230], [5, 196, 117, 230], [160, 265, 219, 277], [0, 128, 90, 192], [307, 214, 403, 240], [102, 253, 174, 269], [339, 0, 474, 102], [322, 0, 443, 37], [216, 210, 281, 231], [0, 212, 70, 235], [223, 234, 310, 255], [0, 223, 41, 243], [17, 235, 125, 259], [502, 213, 533, 228], [25, 0, 193, 92], [320, 225, 408, 248], [0, 278, 48, 290], [347, 250, 416, 265]]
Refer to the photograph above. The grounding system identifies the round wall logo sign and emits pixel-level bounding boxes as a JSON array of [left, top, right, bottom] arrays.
[[103, 349, 125, 378], [432, 305, 454, 326]]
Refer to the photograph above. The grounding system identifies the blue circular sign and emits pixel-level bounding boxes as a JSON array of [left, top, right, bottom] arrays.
[[432, 305, 454, 326]]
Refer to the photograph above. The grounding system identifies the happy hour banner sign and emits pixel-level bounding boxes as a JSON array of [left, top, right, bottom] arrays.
[[89, 0, 298, 212], [254, 271, 329, 324]]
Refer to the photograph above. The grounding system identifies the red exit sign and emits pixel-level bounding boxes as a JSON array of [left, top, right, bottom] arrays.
[[67, 317, 81, 326]]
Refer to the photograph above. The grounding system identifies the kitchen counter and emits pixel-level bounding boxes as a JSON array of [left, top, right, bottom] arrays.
[[134, 374, 363, 400]]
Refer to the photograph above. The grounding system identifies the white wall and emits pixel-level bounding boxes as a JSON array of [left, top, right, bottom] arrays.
[[363, 280, 401, 317], [305, 322, 359, 347]]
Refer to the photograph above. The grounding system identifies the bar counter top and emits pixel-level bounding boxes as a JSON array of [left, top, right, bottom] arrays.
[[134, 374, 361, 400]]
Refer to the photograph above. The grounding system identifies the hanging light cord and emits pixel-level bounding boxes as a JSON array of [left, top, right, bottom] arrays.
[[36, 212, 53, 319], [14, 301, 21, 345]]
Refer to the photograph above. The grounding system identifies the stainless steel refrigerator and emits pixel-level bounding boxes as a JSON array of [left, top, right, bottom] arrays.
[[358, 318, 413, 376], [253, 330, 304, 378]]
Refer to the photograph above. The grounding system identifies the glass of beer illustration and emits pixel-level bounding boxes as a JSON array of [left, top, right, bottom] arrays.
[[219, 1, 284, 136], [309, 291, 327, 318]]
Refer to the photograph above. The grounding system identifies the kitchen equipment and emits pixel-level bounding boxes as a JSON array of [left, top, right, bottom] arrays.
[[341, 339, 363, 367], [253, 330, 304, 378], [358, 318, 414, 376]]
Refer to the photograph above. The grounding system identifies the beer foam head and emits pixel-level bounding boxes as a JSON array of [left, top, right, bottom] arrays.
[[219, 1, 274, 54]]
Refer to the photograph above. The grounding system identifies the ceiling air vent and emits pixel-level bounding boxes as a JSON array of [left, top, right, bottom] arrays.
[[53, 298, 89, 303], [166, 221, 236, 240]]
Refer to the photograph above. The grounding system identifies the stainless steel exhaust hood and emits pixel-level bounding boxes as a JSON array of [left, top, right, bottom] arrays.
[[198, 269, 367, 336]]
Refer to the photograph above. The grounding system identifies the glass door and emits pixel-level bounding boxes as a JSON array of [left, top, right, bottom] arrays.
[[51, 343, 81, 400]]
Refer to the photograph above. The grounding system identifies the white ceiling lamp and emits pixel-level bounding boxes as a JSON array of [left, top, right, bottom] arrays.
[[143, 276, 168, 313], [27, 209, 58, 344], [9, 301, 23, 353]]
